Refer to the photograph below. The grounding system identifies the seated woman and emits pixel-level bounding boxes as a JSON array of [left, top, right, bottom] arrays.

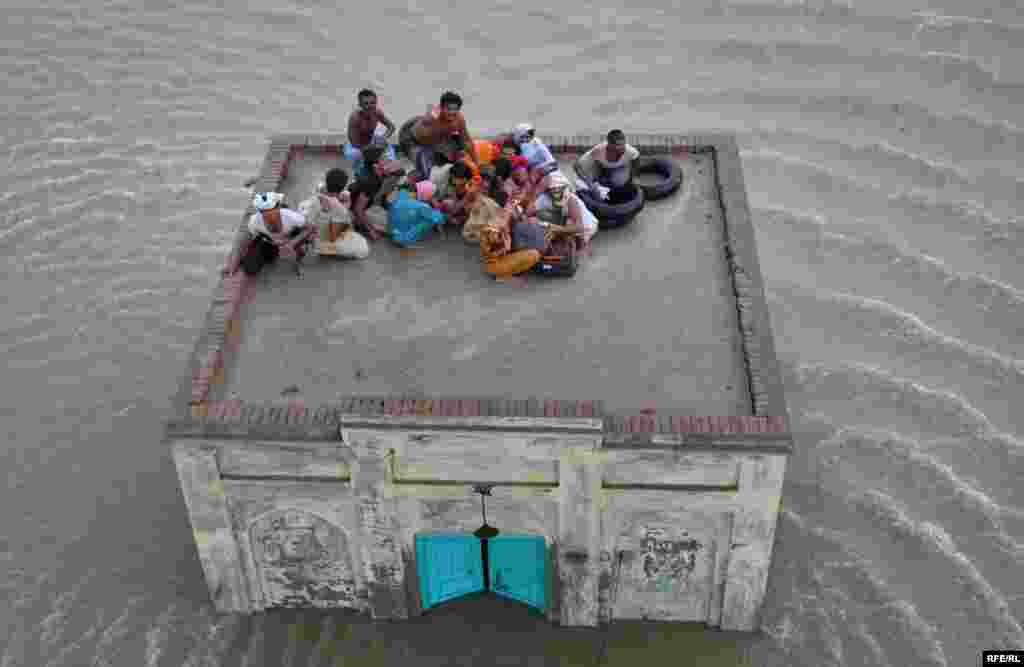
[[435, 161, 481, 228], [526, 171, 599, 254], [502, 156, 532, 204], [427, 133, 483, 202], [513, 123, 558, 173], [444, 133, 482, 180], [222, 192, 318, 276], [522, 162, 564, 212], [482, 157, 512, 207], [476, 161, 559, 255], [478, 199, 542, 280], [298, 167, 369, 259]]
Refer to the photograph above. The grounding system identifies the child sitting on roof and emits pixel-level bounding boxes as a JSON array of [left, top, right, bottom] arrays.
[[435, 161, 481, 228], [347, 144, 404, 241], [499, 155, 531, 204], [298, 168, 370, 259], [427, 133, 483, 201]]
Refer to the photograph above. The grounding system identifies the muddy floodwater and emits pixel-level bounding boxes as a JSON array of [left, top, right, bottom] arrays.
[[3, 1, 1023, 665]]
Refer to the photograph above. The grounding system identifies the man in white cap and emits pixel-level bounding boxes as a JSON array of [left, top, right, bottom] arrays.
[[222, 192, 316, 276]]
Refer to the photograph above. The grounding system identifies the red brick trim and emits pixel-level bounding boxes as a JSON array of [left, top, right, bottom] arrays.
[[610, 414, 786, 434]]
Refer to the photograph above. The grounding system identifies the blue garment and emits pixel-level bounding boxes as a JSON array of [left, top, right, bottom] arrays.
[[511, 220, 547, 251], [387, 190, 445, 247], [519, 140, 555, 169], [344, 142, 397, 178]]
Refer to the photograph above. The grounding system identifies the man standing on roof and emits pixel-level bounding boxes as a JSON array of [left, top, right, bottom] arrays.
[[575, 129, 641, 204], [409, 91, 480, 184], [345, 89, 397, 178]]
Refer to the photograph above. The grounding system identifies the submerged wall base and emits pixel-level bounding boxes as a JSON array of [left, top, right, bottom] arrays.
[[169, 410, 788, 632]]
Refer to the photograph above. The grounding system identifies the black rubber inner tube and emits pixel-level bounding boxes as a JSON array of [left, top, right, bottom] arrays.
[[575, 184, 646, 229], [633, 156, 683, 201]]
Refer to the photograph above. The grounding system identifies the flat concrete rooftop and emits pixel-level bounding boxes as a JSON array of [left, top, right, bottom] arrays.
[[220, 149, 753, 417]]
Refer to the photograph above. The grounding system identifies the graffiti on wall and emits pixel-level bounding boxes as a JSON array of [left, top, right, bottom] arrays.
[[250, 509, 358, 608], [637, 527, 704, 593]]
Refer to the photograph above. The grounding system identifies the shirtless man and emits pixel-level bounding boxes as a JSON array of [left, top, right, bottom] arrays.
[[345, 89, 397, 177], [409, 91, 480, 183]]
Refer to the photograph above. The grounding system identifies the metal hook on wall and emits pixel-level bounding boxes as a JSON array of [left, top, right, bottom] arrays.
[[473, 484, 499, 540]]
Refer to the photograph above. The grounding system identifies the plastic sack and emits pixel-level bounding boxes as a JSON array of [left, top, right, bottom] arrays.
[[387, 190, 444, 247], [333, 229, 370, 259]]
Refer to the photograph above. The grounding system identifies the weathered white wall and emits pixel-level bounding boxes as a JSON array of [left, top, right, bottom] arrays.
[[170, 429, 786, 631]]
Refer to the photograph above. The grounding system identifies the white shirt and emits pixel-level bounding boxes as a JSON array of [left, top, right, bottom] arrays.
[[535, 191, 598, 240], [298, 192, 352, 228], [247, 207, 307, 237], [298, 192, 370, 259], [578, 142, 640, 178]]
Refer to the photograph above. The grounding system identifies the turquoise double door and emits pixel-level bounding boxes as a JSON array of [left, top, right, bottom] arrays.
[[415, 532, 546, 612]]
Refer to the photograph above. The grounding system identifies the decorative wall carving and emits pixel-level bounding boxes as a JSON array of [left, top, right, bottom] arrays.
[[249, 509, 357, 608]]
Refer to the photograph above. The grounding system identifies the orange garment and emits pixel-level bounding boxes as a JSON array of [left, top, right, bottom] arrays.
[[473, 140, 499, 166], [485, 249, 541, 278], [414, 108, 470, 146], [479, 221, 540, 277]]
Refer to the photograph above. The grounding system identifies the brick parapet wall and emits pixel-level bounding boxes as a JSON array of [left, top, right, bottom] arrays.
[[168, 398, 791, 452]]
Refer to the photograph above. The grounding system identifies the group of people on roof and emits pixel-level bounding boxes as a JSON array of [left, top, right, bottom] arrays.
[[222, 89, 644, 281]]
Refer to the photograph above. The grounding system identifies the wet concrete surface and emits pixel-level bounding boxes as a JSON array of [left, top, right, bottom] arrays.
[[228, 154, 751, 415]]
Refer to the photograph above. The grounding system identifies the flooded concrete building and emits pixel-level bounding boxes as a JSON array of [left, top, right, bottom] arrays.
[[164, 132, 793, 631]]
